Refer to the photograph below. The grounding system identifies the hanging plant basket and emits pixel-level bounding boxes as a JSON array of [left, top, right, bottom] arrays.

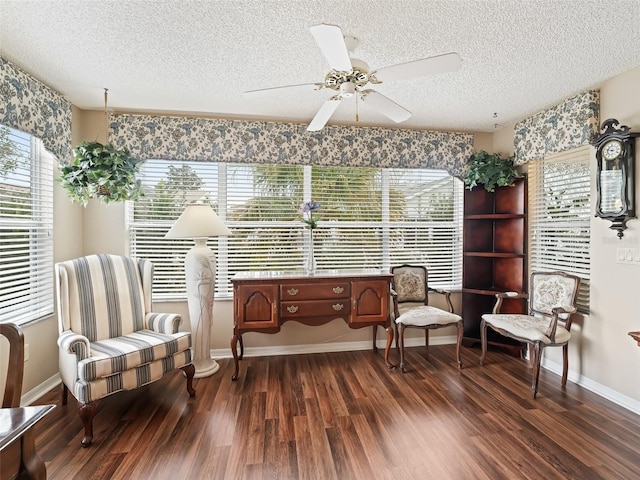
[[58, 140, 144, 206], [463, 150, 523, 192]]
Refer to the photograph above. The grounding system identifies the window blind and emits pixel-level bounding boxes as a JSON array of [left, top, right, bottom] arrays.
[[528, 146, 591, 312], [129, 161, 463, 299], [0, 125, 54, 324]]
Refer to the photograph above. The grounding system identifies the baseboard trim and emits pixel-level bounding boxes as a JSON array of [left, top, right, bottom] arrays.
[[542, 357, 640, 416], [23, 373, 61, 406], [210, 334, 458, 360]]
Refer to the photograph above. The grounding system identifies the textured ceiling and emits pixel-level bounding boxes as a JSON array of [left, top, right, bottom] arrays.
[[2, 0, 640, 133]]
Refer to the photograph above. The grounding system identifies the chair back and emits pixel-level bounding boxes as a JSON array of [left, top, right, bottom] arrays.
[[391, 264, 429, 305], [55, 254, 147, 342], [529, 271, 580, 322], [1, 323, 24, 407]]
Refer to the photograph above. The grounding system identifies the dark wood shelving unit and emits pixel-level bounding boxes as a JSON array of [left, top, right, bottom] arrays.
[[462, 177, 527, 356]]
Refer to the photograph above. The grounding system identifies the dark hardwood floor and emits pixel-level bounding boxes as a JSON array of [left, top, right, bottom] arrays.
[[29, 345, 640, 479]]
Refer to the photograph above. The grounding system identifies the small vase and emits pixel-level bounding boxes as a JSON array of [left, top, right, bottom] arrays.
[[304, 230, 317, 275]]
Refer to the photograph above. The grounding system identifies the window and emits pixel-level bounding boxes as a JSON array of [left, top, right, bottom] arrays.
[[128, 161, 463, 299], [0, 125, 54, 324], [528, 146, 591, 312]]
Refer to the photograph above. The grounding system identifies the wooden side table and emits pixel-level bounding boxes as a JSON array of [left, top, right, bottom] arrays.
[[0, 405, 55, 480]]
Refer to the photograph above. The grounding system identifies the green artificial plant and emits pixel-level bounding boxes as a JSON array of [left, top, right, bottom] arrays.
[[59, 140, 144, 206], [463, 150, 523, 192]]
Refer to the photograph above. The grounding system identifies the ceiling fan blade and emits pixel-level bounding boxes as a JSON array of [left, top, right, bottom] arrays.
[[360, 90, 411, 123], [244, 83, 322, 98], [372, 52, 462, 82], [307, 97, 342, 131], [310, 23, 352, 72]]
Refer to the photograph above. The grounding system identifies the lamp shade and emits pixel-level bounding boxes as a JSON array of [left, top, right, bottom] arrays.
[[165, 204, 231, 239]]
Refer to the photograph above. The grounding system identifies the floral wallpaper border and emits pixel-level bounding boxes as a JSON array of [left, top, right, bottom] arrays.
[[514, 90, 599, 164], [109, 113, 474, 178], [0, 57, 72, 162]]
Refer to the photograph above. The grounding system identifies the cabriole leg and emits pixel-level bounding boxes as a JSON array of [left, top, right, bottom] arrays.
[[479, 319, 488, 366], [181, 364, 196, 397], [78, 400, 99, 447]]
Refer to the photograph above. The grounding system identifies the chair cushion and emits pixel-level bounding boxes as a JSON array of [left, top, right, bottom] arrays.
[[397, 302, 427, 316], [73, 349, 192, 404], [396, 305, 461, 327], [78, 329, 191, 381], [482, 314, 570, 344]]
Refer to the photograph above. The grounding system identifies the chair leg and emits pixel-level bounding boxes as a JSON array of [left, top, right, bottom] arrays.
[[394, 321, 399, 352], [61, 383, 68, 406], [424, 329, 430, 358], [479, 319, 488, 365], [561, 344, 569, 387], [398, 323, 407, 373], [531, 343, 542, 399], [372, 325, 378, 352], [455, 321, 463, 369], [78, 400, 99, 447], [181, 364, 196, 397]]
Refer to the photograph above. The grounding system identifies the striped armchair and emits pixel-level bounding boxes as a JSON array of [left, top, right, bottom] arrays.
[[55, 254, 195, 447]]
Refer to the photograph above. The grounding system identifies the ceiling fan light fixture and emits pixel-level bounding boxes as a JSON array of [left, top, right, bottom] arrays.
[[340, 81, 356, 97]]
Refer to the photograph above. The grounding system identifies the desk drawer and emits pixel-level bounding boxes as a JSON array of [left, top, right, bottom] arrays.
[[281, 282, 350, 300], [281, 300, 351, 318]]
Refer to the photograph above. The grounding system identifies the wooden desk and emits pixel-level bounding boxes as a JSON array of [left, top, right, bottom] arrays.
[[231, 270, 394, 380], [1, 405, 54, 480]]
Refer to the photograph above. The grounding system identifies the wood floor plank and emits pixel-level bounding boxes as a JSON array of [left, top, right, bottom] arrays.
[[25, 345, 640, 479], [332, 414, 376, 479], [263, 418, 298, 479]]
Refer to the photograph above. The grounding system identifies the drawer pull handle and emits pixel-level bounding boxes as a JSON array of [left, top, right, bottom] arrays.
[[332, 303, 344, 311], [287, 288, 299, 296], [333, 286, 344, 294], [287, 305, 299, 313]]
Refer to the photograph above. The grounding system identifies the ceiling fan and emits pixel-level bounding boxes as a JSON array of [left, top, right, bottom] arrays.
[[244, 23, 462, 131]]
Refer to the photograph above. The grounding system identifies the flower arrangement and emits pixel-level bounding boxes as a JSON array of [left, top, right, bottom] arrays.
[[298, 200, 320, 229]]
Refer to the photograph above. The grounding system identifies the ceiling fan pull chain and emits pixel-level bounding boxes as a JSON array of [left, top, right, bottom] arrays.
[[356, 94, 359, 123]]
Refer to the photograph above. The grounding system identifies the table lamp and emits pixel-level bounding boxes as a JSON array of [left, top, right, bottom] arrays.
[[165, 202, 231, 377]]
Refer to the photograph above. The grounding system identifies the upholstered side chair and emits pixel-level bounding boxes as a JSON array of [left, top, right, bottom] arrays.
[[55, 254, 196, 447], [480, 271, 580, 398], [391, 264, 463, 373]]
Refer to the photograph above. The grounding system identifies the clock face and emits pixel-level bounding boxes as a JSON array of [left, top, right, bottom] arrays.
[[602, 140, 623, 160]]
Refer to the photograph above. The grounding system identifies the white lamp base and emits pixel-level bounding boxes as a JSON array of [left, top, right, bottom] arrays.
[[185, 238, 220, 378], [193, 358, 220, 378]]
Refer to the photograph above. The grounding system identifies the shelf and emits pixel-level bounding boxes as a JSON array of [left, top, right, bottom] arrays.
[[464, 214, 525, 220], [462, 287, 519, 296], [464, 252, 525, 258]]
